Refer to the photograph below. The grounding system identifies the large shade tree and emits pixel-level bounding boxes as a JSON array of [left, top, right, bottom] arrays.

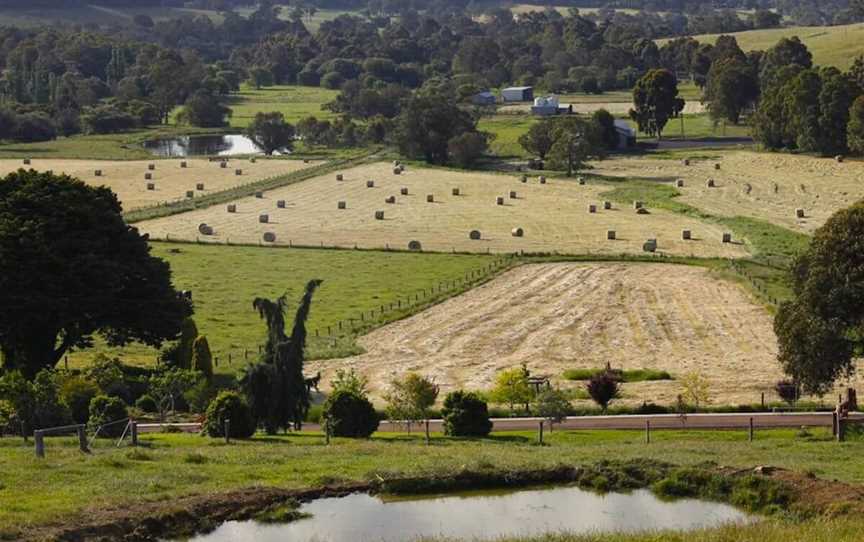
[[240, 280, 322, 433], [245, 112, 295, 155], [0, 170, 192, 378], [629, 68, 684, 140]]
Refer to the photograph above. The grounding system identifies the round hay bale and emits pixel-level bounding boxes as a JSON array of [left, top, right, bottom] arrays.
[[643, 239, 657, 253], [250, 157, 257, 164], [722, 232, 732, 243], [607, 230, 616, 240], [263, 232, 276, 243], [578, 177, 585, 185], [393, 167, 401, 175], [277, 200, 286, 209], [427, 194, 434, 203], [148, 164, 156, 171], [796, 208, 805, 218], [836, 155, 845, 163], [496, 196, 504, 205], [366, 180, 375, 188], [509, 191, 517, 199], [676, 179, 684, 187], [521, 175, 528, 183], [588, 204, 597, 214], [452, 188, 460, 196], [144, 173, 152, 180], [386, 196, 396, 204], [393, 160, 401, 167], [198, 223, 213, 235], [408, 240, 422, 251], [255, 191, 264, 198], [196, 183, 205, 191], [511, 227, 524, 237], [22, 158, 30, 165], [682, 230, 692, 240], [400, 187, 409, 195], [303, 159, 310, 164], [180, 161, 188, 168], [186, 190, 194, 199], [147, 183, 155, 191], [682, 159, 690, 166], [227, 204, 237, 213], [220, 162, 227, 169], [337, 201, 346, 209], [707, 179, 715, 188], [259, 214, 269, 223], [603, 201, 612, 210], [398, 164, 405, 172], [235, 169, 243, 176], [636, 207, 649, 215], [633, 200, 643, 210], [374, 210, 385, 220], [539, 176, 547, 184], [94, 170, 102, 177], [336, 174, 344, 181], [714, 163, 721, 170], [469, 230, 481, 240]]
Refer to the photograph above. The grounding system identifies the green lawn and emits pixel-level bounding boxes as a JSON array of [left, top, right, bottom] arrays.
[[3, 427, 863, 539], [227, 85, 340, 128], [478, 115, 538, 158], [629, 113, 751, 141], [66, 243, 496, 371]]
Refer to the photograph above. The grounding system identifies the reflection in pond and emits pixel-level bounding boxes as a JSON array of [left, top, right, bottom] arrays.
[[142, 134, 288, 157], [184, 486, 752, 542]]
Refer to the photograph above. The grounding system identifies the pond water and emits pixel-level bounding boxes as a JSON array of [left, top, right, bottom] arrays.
[[183, 486, 752, 542], [142, 134, 287, 157]]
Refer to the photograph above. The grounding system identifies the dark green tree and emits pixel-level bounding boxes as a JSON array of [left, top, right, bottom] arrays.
[[704, 57, 758, 124], [447, 131, 490, 168], [591, 109, 618, 150], [547, 116, 605, 176], [393, 91, 478, 164], [179, 90, 231, 128], [240, 280, 322, 434], [191, 336, 213, 381], [629, 69, 684, 140], [818, 68, 858, 155], [518, 120, 556, 160], [245, 112, 295, 155], [0, 171, 191, 378], [759, 37, 813, 90], [441, 390, 492, 437], [322, 389, 379, 438], [849, 96, 864, 155], [775, 202, 864, 394]]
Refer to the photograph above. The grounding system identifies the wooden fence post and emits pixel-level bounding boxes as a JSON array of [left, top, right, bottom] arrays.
[[645, 420, 650, 444], [837, 417, 846, 443], [832, 412, 838, 436], [538, 421, 544, 444], [425, 419, 431, 445], [34, 430, 45, 458], [224, 419, 231, 444], [748, 417, 754, 442], [77, 424, 89, 453], [131, 422, 138, 447]]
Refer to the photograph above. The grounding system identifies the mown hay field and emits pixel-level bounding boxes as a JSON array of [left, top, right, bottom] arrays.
[[0, 158, 319, 212], [591, 151, 864, 234], [135, 162, 749, 258], [309, 262, 793, 406]]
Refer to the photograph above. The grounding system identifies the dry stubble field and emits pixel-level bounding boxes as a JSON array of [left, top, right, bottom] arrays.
[[308, 262, 795, 405], [0, 158, 318, 211], [591, 151, 864, 233], [136, 162, 748, 257]]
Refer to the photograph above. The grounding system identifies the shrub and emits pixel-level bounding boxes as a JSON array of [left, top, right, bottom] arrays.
[[321, 71, 345, 90], [534, 388, 571, 427], [447, 131, 490, 168], [88, 395, 129, 438], [59, 376, 100, 424], [203, 391, 255, 439], [191, 336, 213, 381], [441, 390, 492, 437], [184, 379, 218, 414], [586, 372, 619, 412], [135, 394, 158, 413], [775, 379, 799, 405], [322, 389, 379, 438]]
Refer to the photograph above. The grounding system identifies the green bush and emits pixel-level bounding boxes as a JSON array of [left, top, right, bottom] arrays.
[[323, 390, 379, 438], [441, 390, 492, 437], [203, 391, 256, 439], [59, 376, 100, 424], [191, 336, 213, 381], [88, 395, 129, 438], [134, 394, 158, 413]]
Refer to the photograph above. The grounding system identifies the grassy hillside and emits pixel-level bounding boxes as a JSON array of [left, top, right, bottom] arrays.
[[677, 23, 864, 69], [0, 5, 224, 27], [227, 85, 339, 128]]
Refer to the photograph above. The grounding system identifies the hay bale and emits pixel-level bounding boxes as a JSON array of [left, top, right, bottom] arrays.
[[385, 196, 396, 204], [220, 161, 227, 169], [707, 179, 715, 188], [398, 164, 405, 172], [393, 160, 401, 167], [539, 176, 547, 184], [144, 173, 152, 180], [452, 188, 460, 196], [722, 232, 732, 243], [180, 161, 188, 168], [374, 210, 385, 220], [743, 183, 752, 195], [496, 196, 504, 205], [196, 183, 205, 191], [682, 230, 691, 240], [393, 167, 401, 175], [227, 204, 236, 213], [303, 159, 310, 164], [521, 175, 528, 183], [588, 204, 597, 213], [147, 183, 155, 191], [796, 208, 805, 218], [148, 164, 155, 171], [94, 170, 102, 177], [250, 157, 257, 164], [607, 230, 616, 240], [263, 232, 276, 243], [22, 158, 30, 165], [578, 177, 585, 185], [259, 214, 269, 223], [643, 239, 657, 253], [336, 174, 344, 181], [235, 169, 243, 176], [633, 200, 643, 209], [676, 179, 684, 187], [427, 194, 434, 203], [367, 180, 375, 188], [469, 230, 481, 240], [511, 227, 524, 237], [337, 201, 346, 209], [682, 159, 690, 166], [636, 207, 649, 215], [714, 163, 721, 170], [401, 187, 409, 195], [277, 200, 286, 209], [408, 240, 422, 251], [198, 223, 213, 235], [836, 155, 845, 163], [255, 191, 264, 198], [186, 190, 194, 199], [603, 201, 612, 210]]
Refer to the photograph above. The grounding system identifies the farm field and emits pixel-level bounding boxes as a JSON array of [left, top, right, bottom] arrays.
[[498, 100, 705, 116], [65, 243, 494, 370], [0, 5, 223, 27], [135, 162, 750, 258], [678, 22, 864, 70], [591, 151, 864, 234], [226, 85, 340, 128], [0, 158, 319, 212], [307, 262, 805, 406]]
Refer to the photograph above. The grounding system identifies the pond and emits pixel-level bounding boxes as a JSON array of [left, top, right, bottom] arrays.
[[142, 134, 288, 157], [183, 486, 752, 542]]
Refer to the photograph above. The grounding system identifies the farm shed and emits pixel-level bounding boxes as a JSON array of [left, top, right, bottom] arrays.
[[531, 96, 573, 117], [472, 91, 496, 106], [501, 86, 534, 103], [614, 120, 637, 148]]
